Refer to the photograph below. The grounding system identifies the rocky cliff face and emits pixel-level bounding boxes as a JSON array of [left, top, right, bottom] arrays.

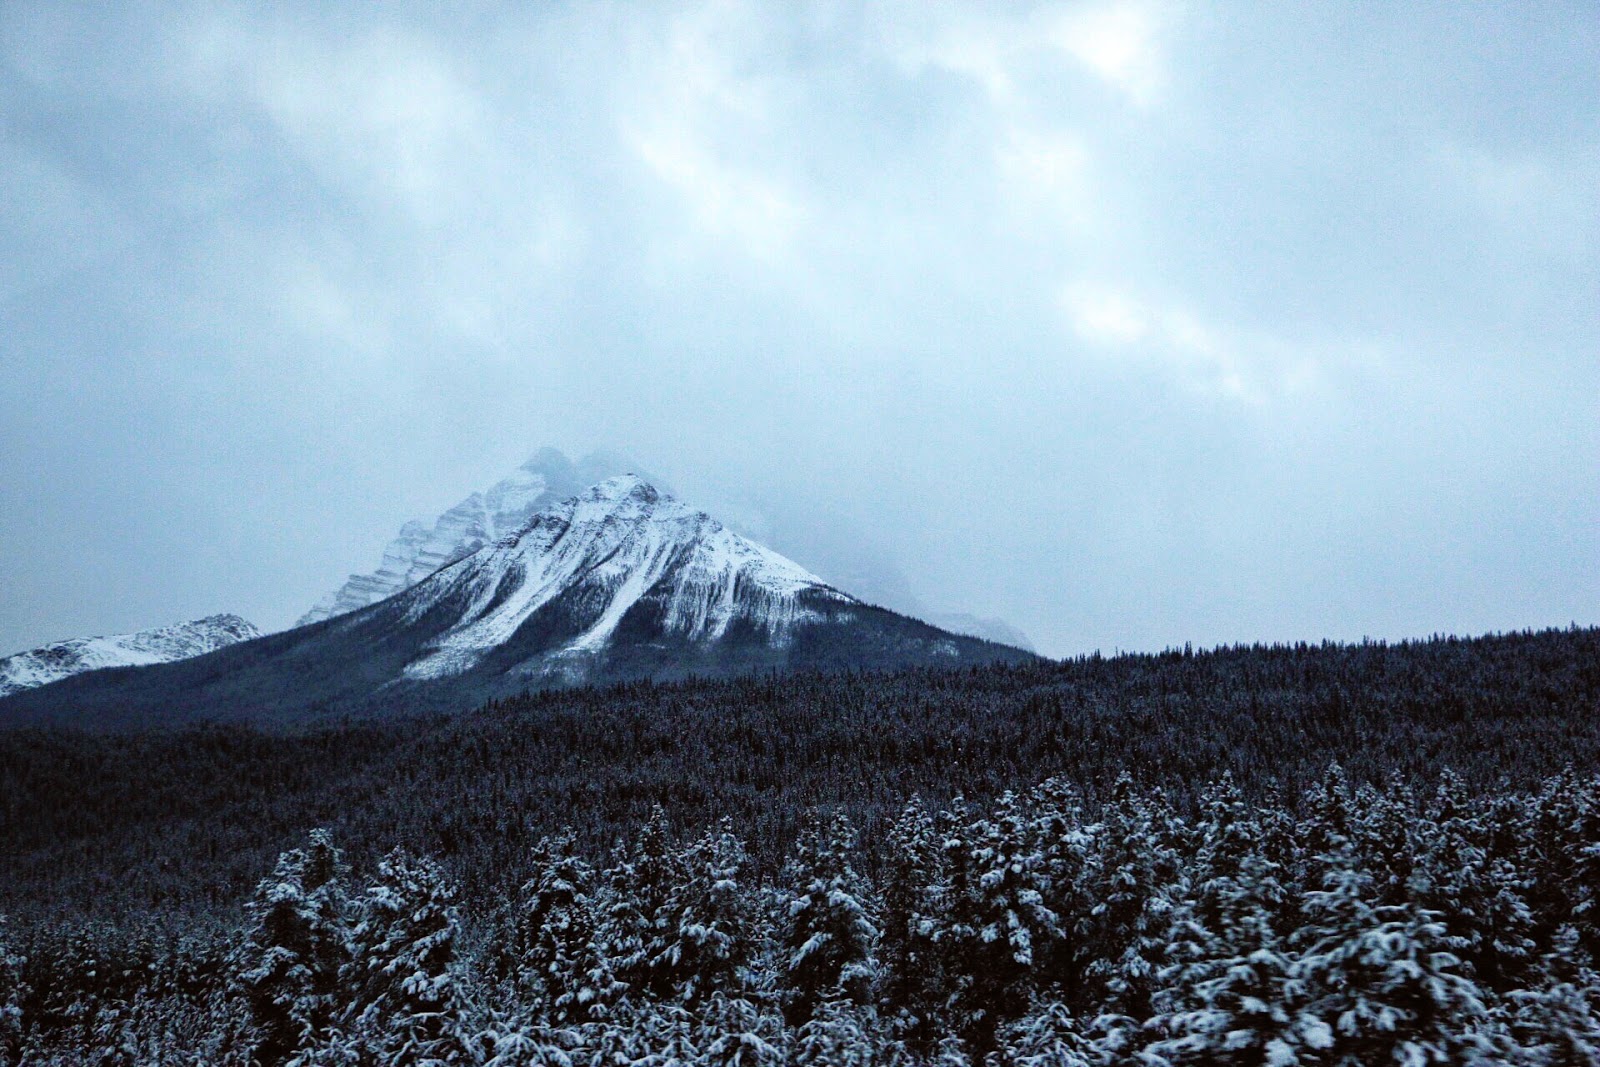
[[391, 475, 855, 681], [0, 614, 261, 698], [297, 449, 640, 625]]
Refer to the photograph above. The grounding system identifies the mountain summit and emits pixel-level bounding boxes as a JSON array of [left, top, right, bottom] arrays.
[[0, 614, 261, 698], [0, 480, 1033, 728], [298, 448, 646, 625], [300, 449, 1036, 651], [395, 474, 855, 682]]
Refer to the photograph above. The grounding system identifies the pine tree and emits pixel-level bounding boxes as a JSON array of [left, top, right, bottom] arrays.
[[345, 848, 472, 1063], [1564, 776, 1600, 965], [780, 812, 879, 1027], [696, 990, 784, 1067], [603, 804, 686, 1004], [792, 992, 877, 1067], [655, 822, 753, 1007], [939, 792, 1061, 1057], [1419, 773, 1538, 995], [1348, 777, 1423, 908], [1508, 977, 1600, 1066], [1029, 777, 1094, 1011], [0, 915, 25, 1067], [1297, 854, 1493, 1065], [1145, 781, 1329, 1064], [992, 1000, 1099, 1067], [1146, 854, 1329, 1065], [1082, 775, 1178, 1022], [879, 796, 946, 1049], [236, 829, 351, 1067], [511, 834, 622, 1024]]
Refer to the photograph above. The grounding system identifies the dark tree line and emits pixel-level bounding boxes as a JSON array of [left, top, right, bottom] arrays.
[[5, 767, 1600, 1064], [3, 627, 1597, 923]]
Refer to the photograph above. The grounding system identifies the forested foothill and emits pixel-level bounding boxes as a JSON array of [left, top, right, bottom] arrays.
[[2, 626, 1599, 1063]]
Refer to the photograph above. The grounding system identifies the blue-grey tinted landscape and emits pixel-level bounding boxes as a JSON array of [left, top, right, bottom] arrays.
[[1, 4, 1597, 1065]]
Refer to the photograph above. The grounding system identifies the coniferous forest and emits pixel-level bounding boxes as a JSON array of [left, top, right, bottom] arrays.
[[3, 627, 1600, 1064]]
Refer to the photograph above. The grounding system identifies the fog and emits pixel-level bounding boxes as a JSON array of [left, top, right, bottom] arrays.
[[2, 1, 1595, 657]]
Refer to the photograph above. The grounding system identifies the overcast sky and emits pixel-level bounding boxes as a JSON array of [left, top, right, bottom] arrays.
[[2, 1, 1596, 659]]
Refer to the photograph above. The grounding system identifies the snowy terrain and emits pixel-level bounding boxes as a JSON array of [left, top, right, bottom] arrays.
[[0, 476, 1032, 728], [298, 449, 641, 625], [0, 614, 261, 697], [300, 448, 1037, 651], [397, 475, 855, 679]]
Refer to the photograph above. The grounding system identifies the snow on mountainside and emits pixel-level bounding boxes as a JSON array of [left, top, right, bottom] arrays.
[[0, 477, 1036, 729], [298, 449, 643, 626], [303, 449, 1037, 651], [394, 474, 853, 680], [0, 614, 261, 698]]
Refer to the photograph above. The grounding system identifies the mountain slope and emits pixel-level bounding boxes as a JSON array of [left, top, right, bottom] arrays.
[[298, 448, 648, 626], [0, 614, 261, 698], [0, 479, 1034, 729], [303, 449, 1037, 651]]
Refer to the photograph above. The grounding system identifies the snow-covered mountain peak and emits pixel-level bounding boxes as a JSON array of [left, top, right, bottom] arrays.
[[0, 614, 262, 698], [396, 478, 847, 680], [297, 449, 652, 627], [0, 477, 1036, 727]]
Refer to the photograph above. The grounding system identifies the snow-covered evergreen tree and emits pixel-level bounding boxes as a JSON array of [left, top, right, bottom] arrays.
[[992, 1000, 1100, 1067], [1082, 775, 1178, 1022], [0, 915, 25, 1067], [236, 828, 351, 1067], [938, 792, 1061, 1056], [1028, 778, 1095, 1011], [511, 834, 623, 1025], [603, 804, 688, 1005], [780, 812, 879, 1027], [1297, 854, 1494, 1065], [1419, 772, 1538, 996], [655, 822, 754, 1007], [345, 848, 472, 1063], [1508, 976, 1600, 1066], [1146, 855, 1328, 1064], [696, 990, 784, 1067], [879, 796, 946, 1050], [791, 991, 877, 1067], [1563, 776, 1600, 965]]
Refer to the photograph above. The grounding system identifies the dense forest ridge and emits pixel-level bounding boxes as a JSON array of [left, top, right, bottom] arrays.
[[0, 614, 260, 698], [4, 624, 1596, 923], [5, 765, 1600, 1064]]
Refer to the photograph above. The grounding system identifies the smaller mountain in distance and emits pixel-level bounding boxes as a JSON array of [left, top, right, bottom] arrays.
[[0, 614, 261, 698], [928, 612, 1037, 653]]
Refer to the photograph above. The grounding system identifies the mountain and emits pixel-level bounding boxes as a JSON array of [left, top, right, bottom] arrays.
[[306, 448, 1037, 651], [0, 614, 261, 698], [298, 448, 652, 625], [0, 478, 1035, 729], [927, 612, 1038, 653]]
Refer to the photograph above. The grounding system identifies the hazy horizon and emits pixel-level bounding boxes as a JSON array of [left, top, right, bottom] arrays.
[[3, 2, 1596, 659]]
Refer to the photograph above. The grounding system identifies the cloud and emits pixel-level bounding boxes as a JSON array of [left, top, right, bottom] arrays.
[[1426, 139, 1600, 259], [1050, 1, 1167, 106], [1060, 281, 1328, 403], [621, 3, 804, 260], [0, 0, 1594, 660], [184, 19, 488, 226]]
